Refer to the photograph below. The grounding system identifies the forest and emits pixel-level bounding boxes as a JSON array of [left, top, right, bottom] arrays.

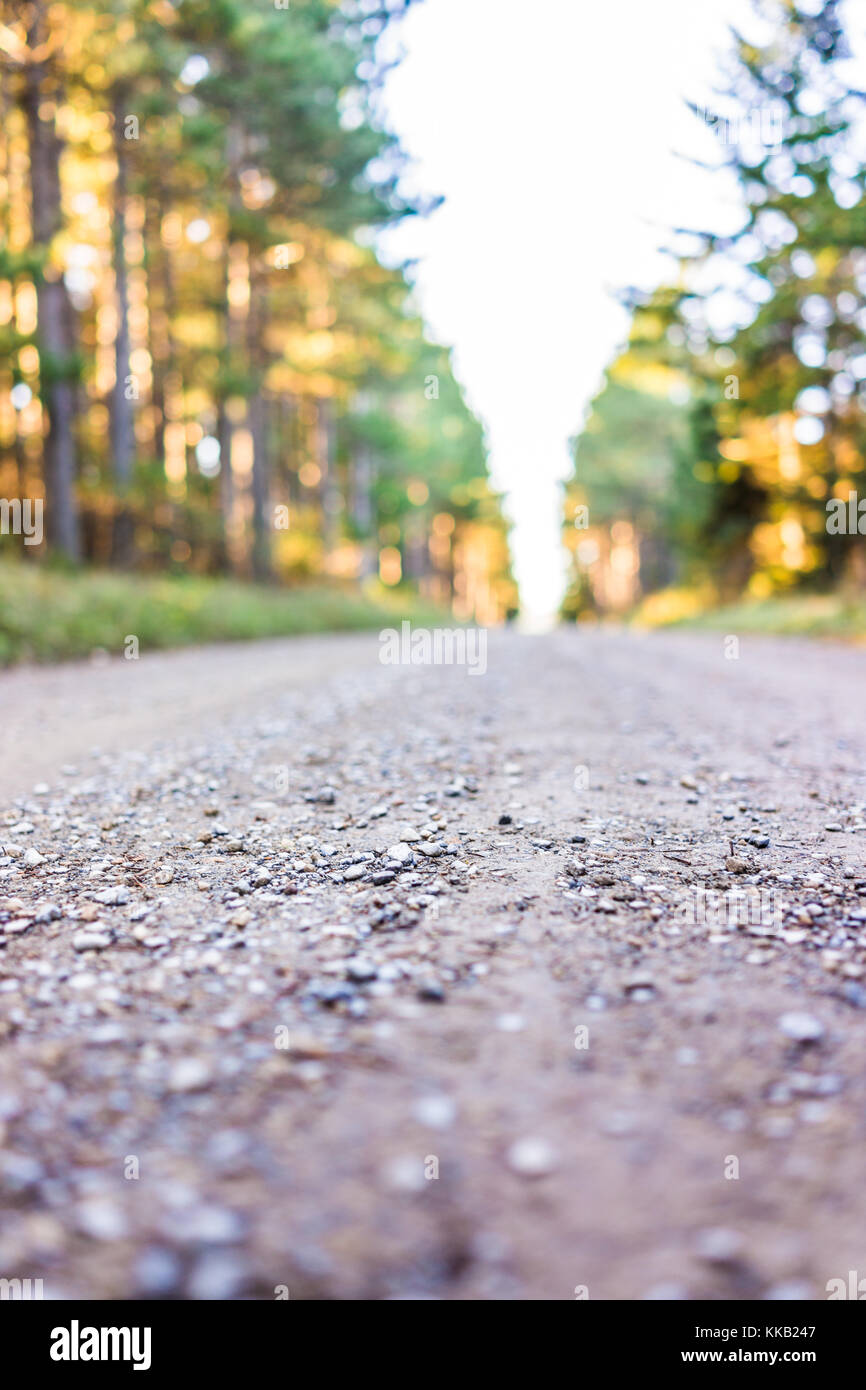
[[0, 0, 516, 644], [562, 0, 866, 629]]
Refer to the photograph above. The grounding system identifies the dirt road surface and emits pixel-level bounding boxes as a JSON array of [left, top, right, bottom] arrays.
[[1, 628, 865, 1300]]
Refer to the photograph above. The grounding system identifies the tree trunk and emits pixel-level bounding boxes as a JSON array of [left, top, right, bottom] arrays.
[[403, 513, 430, 584], [247, 257, 271, 582], [218, 122, 245, 574], [316, 398, 341, 558], [21, 4, 80, 561], [144, 199, 168, 468], [350, 443, 377, 578], [216, 398, 234, 568], [110, 89, 136, 564]]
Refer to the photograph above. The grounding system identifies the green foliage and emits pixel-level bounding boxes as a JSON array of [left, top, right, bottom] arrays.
[[660, 591, 866, 640], [563, 0, 866, 617], [0, 0, 514, 610], [0, 559, 450, 666]]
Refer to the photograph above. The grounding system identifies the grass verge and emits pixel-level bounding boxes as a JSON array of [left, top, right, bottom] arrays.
[[0, 561, 452, 666], [635, 589, 866, 641]]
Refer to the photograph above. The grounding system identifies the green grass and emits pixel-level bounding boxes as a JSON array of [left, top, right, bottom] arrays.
[[665, 592, 866, 641], [0, 561, 453, 666]]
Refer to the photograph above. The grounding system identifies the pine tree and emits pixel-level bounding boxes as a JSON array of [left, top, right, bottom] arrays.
[[4, 1, 81, 559]]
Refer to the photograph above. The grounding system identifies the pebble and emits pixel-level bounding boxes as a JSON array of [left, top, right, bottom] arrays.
[[625, 973, 656, 998], [0, 1152, 43, 1189], [412, 1095, 457, 1129], [134, 1246, 182, 1295], [75, 1199, 128, 1242], [72, 931, 112, 951], [346, 957, 378, 982], [169, 1204, 245, 1245], [506, 1138, 558, 1177], [725, 857, 750, 874], [187, 1249, 247, 1300], [496, 1012, 526, 1032], [416, 979, 446, 1002], [93, 886, 130, 906], [382, 1155, 426, 1193], [842, 982, 866, 1009], [3, 918, 32, 935], [694, 1227, 743, 1264], [778, 1012, 824, 1043], [392, 824, 421, 842], [167, 1058, 213, 1093]]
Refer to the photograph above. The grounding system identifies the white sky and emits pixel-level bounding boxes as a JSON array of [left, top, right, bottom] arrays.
[[376, 0, 766, 620]]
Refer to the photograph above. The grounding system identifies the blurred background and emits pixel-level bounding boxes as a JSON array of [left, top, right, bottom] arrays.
[[560, 0, 866, 637], [0, 0, 517, 662], [1, 0, 865, 659]]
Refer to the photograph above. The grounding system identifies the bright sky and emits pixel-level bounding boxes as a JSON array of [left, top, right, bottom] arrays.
[[377, 0, 764, 621]]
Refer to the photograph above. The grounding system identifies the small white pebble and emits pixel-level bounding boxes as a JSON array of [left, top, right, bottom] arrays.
[[382, 1155, 426, 1193], [75, 1199, 128, 1241], [412, 1095, 457, 1130], [778, 1012, 824, 1043], [506, 1138, 557, 1177], [496, 1012, 526, 1032], [167, 1058, 212, 1093], [694, 1227, 743, 1264]]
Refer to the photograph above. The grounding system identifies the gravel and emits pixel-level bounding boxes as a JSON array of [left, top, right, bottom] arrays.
[[1, 627, 865, 1299]]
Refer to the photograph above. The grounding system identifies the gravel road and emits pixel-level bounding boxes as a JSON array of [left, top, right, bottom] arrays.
[[1, 627, 865, 1301]]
